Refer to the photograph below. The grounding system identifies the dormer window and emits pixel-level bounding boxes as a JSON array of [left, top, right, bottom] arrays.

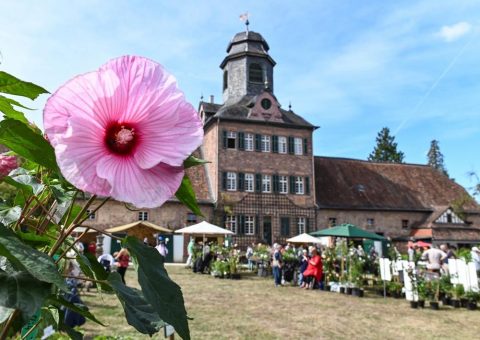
[[261, 98, 271, 110], [223, 70, 228, 91], [249, 63, 263, 83]]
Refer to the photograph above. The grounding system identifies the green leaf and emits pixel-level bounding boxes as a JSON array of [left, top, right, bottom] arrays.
[[108, 272, 164, 335], [183, 155, 209, 169], [0, 71, 49, 100], [175, 175, 202, 217], [16, 231, 53, 247], [4, 168, 45, 196], [0, 95, 32, 126], [0, 205, 21, 225], [0, 270, 51, 322], [76, 253, 112, 292], [0, 119, 58, 171], [0, 305, 14, 323], [0, 225, 67, 291], [48, 295, 105, 326], [125, 237, 190, 340], [57, 308, 84, 340]]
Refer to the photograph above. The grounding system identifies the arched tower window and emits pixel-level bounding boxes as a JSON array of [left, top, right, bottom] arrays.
[[249, 63, 263, 83], [223, 70, 228, 91]]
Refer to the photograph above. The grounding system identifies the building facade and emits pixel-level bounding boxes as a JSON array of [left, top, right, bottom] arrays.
[[79, 28, 480, 257]]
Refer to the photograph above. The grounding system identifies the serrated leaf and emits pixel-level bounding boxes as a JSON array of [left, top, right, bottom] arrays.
[[125, 237, 190, 340], [183, 155, 209, 169], [0, 119, 58, 171], [48, 295, 105, 326], [0, 225, 67, 291], [108, 272, 164, 335], [0, 71, 49, 100], [175, 175, 202, 217], [0, 270, 51, 322], [76, 253, 112, 292], [4, 168, 45, 196]]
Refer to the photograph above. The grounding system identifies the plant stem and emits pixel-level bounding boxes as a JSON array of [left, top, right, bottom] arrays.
[[55, 227, 90, 264], [20, 317, 43, 340], [0, 309, 19, 340], [48, 195, 97, 257], [63, 275, 107, 284]]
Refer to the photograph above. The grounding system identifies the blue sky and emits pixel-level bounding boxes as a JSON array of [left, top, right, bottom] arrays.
[[1, 0, 479, 192]]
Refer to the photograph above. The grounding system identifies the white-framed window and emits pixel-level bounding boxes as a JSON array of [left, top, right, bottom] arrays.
[[295, 176, 304, 194], [245, 173, 254, 192], [278, 136, 287, 154], [261, 135, 270, 152], [86, 209, 96, 220], [138, 211, 148, 221], [227, 131, 236, 149], [279, 175, 288, 194], [226, 215, 237, 234], [294, 137, 303, 155], [298, 217, 306, 234], [262, 175, 271, 193], [227, 172, 237, 191], [245, 133, 254, 151], [245, 215, 255, 235], [186, 213, 197, 224]]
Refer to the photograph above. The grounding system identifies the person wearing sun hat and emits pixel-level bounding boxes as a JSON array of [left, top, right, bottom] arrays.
[[471, 246, 480, 274]]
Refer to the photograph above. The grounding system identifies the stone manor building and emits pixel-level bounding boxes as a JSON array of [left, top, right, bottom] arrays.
[[82, 29, 480, 257]]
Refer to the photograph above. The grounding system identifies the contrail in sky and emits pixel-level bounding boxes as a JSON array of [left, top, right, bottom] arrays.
[[394, 32, 476, 135]]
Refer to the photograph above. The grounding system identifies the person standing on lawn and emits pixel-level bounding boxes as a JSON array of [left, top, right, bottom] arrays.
[[186, 238, 195, 267], [272, 243, 283, 287], [115, 247, 130, 284], [246, 243, 254, 271], [156, 236, 168, 258]]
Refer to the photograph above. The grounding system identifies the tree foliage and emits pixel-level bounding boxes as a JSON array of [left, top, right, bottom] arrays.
[[427, 139, 448, 176], [368, 127, 405, 163]]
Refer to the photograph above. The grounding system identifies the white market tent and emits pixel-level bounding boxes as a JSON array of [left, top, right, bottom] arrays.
[[286, 233, 329, 245], [175, 221, 234, 236]]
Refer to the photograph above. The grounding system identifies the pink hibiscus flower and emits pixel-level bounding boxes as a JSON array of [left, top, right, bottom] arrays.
[[44, 56, 203, 208], [0, 154, 17, 177]]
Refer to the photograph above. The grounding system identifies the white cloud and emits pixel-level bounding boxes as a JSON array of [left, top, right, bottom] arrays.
[[438, 22, 472, 42]]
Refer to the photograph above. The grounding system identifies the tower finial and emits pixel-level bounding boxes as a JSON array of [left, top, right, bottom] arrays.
[[239, 12, 249, 32], [288, 101, 292, 111]]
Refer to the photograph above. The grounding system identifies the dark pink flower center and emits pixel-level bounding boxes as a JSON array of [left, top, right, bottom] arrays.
[[105, 123, 137, 155]]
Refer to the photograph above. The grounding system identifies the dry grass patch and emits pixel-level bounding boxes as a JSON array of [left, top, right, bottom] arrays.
[[81, 265, 479, 339]]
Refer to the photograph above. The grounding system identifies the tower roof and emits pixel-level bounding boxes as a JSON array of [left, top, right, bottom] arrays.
[[220, 31, 276, 69]]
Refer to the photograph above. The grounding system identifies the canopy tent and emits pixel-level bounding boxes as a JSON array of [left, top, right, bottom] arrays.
[[106, 221, 172, 245], [415, 240, 432, 248], [310, 223, 386, 241], [175, 221, 234, 236], [286, 233, 326, 244]]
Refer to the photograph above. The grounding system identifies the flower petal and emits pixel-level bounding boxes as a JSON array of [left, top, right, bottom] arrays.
[[96, 155, 184, 208], [134, 101, 203, 169]]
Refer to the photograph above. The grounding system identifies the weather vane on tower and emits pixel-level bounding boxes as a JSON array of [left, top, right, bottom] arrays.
[[239, 12, 249, 32]]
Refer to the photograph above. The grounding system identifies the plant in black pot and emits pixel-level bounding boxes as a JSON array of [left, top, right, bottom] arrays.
[[465, 291, 479, 311], [350, 255, 365, 297], [388, 281, 403, 298], [439, 275, 453, 306], [426, 280, 440, 310], [405, 267, 419, 308], [451, 284, 465, 308]]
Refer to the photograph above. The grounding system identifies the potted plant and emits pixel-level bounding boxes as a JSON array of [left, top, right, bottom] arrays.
[[323, 246, 337, 292], [439, 275, 453, 306], [465, 291, 479, 311], [426, 280, 440, 310], [451, 284, 465, 308], [417, 278, 426, 308], [388, 281, 402, 298], [405, 267, 419, 308], [228, 255, 241, 280]]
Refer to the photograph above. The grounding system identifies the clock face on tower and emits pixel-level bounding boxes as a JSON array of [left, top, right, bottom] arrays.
[[261, 98, 272, 110]]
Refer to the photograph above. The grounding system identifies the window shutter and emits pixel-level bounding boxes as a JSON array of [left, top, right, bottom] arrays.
[[238, 172, 245, 191], [223, 214, 227, 228], [306, 218, 310, 233], [222, 172, 227, 191], [272, 174, 279, 193], [255, 215, 259, 235], [255, 134, 261, 151], [239, 215, 245, 235], [303, 138, 308, 154], [305, 176, 310, 195], [272, 135, 278, 153], [289, 176, 295, 194], [286, 217, 290, 235], [238, 132, 245, 150], [255, 173, 262, 192], [288, 136, 294, 154], [281, 217, 290, 236], [222, 130, 228, 149]]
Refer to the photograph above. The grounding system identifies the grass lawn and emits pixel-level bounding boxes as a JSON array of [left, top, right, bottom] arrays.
[[81, 265, 479, 339]]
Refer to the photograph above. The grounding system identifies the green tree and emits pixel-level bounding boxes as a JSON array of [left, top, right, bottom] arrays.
[[427, 139, 448, 176], [368, 127, 405, 163]]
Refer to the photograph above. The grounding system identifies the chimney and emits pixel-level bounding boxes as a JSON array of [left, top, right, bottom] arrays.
[[210, 95, 214, 104]]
